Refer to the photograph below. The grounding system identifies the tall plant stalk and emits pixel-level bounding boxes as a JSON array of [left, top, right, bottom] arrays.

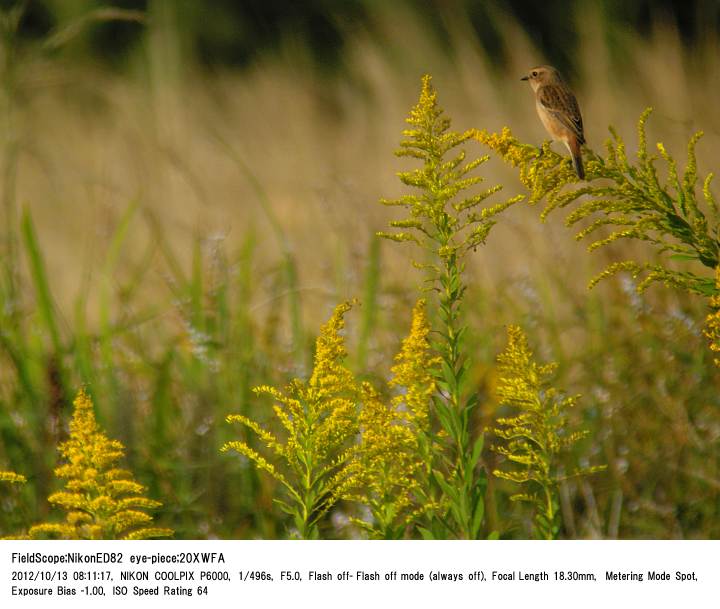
[[379, 75, 522, 538]]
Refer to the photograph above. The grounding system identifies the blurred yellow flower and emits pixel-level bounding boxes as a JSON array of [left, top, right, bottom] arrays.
[[0, 471, 26, 484], [704, 266, 720, 367], [492, 326, 604, 539], [28, 389, 173, 540], [350, 300, 442, 538]]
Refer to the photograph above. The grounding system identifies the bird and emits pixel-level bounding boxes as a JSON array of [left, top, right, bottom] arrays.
[[521, 65, 585, 179]]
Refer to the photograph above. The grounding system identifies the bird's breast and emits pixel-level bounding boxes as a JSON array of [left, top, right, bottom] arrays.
[[535, 100, 567, 142]]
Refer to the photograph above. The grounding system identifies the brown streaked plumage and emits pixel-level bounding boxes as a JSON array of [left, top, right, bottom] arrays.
[[521, 65, 585, 179]]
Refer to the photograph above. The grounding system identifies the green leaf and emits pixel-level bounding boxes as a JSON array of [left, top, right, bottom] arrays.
[[274, 499, 298, 517], [434, 397, 459, 441], [418, 526, 436, 540], [21, 209, 63, 356], [432, 470, 458, 503], [470, 436, 484, 470], [470, 498, 484, 538], [669, 253, 699, 261], [441, 360, 457, 391]]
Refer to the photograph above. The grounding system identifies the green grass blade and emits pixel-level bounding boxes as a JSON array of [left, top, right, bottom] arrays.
[[21, 209, 63, 356], [356, 235, 381, 370]]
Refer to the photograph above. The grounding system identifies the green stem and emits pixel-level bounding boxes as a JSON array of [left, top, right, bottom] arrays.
[[299, 446, 313, 539], [542, 484, 557, 540], [436, 239, 477, 538]]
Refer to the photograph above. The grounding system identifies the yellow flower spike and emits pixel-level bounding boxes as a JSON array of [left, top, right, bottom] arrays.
[[27, 389, 173, 540], [349, 383, 421, 539], [381, 77, 522, 264], [348, 301, 440, 539], [491, 326, 604, 539], [223, 302, 360, 539], [389, 300, 439, 429]]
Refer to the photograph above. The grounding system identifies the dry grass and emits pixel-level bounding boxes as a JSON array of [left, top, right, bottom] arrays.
[[13, 7, 719, 312]]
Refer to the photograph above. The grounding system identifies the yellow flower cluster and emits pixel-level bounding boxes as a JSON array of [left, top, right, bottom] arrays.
[[28, 389, 173, 540], [379, 75, 521, 263], [473, 127, 578, 206], [492, 326, 603, 539], [0, 471, 26, 484], [351, 384, 420, 537], [224, 300, 445, 538], [704, 267, 720, 368], [351, 301, 440, 537], [389, 300, 439, 428], [223, 302, 360, 537]]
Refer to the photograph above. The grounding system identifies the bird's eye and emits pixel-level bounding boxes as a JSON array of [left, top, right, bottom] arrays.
[[532, 71, 538, 77]]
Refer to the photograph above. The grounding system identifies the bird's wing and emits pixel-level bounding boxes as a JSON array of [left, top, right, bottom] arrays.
[[538, 84, 585, 144]]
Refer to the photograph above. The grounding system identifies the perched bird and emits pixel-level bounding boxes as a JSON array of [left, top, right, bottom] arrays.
[[521, 65, 585, 179]]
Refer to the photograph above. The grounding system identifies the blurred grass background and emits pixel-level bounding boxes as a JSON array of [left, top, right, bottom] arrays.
[[1, 0, 719, 538]]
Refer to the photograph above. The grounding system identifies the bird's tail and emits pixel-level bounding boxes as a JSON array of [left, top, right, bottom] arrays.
[[567, 137, 584, 180]]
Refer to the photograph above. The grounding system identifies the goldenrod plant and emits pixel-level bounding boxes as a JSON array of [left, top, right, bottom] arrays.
[[476, 109, 719, 298], [349, 383, 423, 539], [223, 299, 445, 539], [349, 300, 441, 539], [379, 75, 522, 538], [492, 326, 604, 539], [27, 389, 173, 540], [222, 302, 360, 539]]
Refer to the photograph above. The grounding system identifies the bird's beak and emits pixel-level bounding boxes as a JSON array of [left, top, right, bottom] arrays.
[[520, 76, 529, 81]]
